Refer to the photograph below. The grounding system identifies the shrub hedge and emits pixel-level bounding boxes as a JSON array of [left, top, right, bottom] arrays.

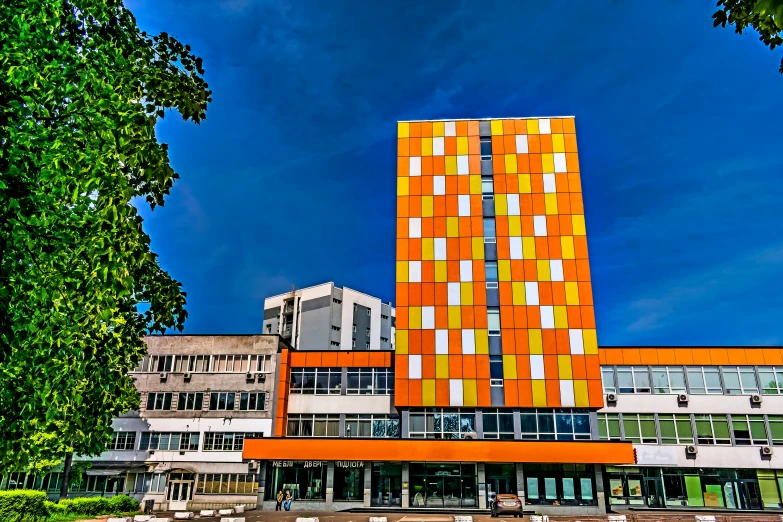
[[0, 490, 48, 522], [0, 491, 139, 521], [57, 494, 139, 515]]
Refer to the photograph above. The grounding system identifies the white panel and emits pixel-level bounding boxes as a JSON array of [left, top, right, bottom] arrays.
[[422, 306, 435, 329], [460, 260, 473, 282], [550, 260, 564, 282], [409, 355, 422, 379], [434, 237, 447, 260], [543, 173, 556, 193], [433, 137, 445, 156], [435, 329, 449, 355], [457, 155, 469, 175], [569, 329, 584, 354], [448, 282, 461, 306], [506, 194, 520, 215], [540, 306, 555, 329], [533, 215, 547, 236], [538, 118, 551, 134], [458, 195, 471, 216], [516, 135, 528, 154], [509, 237, 523, 259], [530, 355, 545, 379], [462, 329, 475, 354], [600, 393, 783, 415], [409, 217, 421, 238], [525, 282, 540, 305], [288, 394, 392, 415], [434, 175, 446, 195], [554, 153, 567, 173], [449, 379, 464, 407], [408, 261, 422, 282], [560, 380, 575, 407], [410, 156, 421, 176], [444, 121, 456, 136]]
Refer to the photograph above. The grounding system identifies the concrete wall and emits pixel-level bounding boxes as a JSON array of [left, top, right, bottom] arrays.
[[601, 393, 783, 415]]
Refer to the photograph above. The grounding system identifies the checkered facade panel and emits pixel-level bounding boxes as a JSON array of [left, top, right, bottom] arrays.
[[394, 118, 602, 408]]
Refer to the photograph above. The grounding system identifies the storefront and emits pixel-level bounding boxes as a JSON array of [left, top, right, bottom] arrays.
[[409, 463, 477, 507], [265, 461, 327, 501]]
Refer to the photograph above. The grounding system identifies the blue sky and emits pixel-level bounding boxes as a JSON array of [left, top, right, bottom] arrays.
[[128, 0, 783, 345]]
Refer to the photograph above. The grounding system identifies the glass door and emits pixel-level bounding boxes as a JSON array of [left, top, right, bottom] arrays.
[[644, 478, 664, 508], [738, 480, 761, 510]]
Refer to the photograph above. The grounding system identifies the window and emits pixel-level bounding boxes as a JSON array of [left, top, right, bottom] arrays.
[[481, 175, 494, 195], [483, 218, 496, 242], [769, 416, 783, 445], [487, 307, 500, 336], [139, 432, 200, 451], [173, 354, 209, 373], [254, 354, 273, 373], [239, 392, 266, 411], [177, 392, 204, 411], [108, 432, 137, 451], [596, 414, 622, 441], [759, 367, 783, 394], [211, 354, 250, 373], [480, 137, 492, 159], [347, 368, 394, 394], [722, 366, 759, 394], [366, 343, 370, 349], [209, 392, 236, 411], [524, 464, 596, 506], [289, 367, 341, 394], [367, 308, 371, 316], [482, 409, 515, 439], [601, 367, 616, 394], [334, 463, 364, 501], [694, 414, 731, 445], [485, 261, 498, 284], [146, 392, 172, 411], [658, 414, 695, 444], [352, 325, 356, 332], [621, 414, 657, 444], [352, 340, 356, 348], [331, 325, 341, 331], [286, 414, 339, 437], [408, 409, 476, 439], [333, 298, 342, 304], [345, 415, 400, 438], [134, 354, 174, 372], [520, 409, 591, 441], [686, 366, 722, 394], [616, 366, 651, 393], [197, 473, 258, 494], [489, 356, 504, 386], [331, 341, 340, 347], [381, 336, 389, 342], [651, 366, 686, 394], [127, 472, 167, 493], [203, 432, 262, 451], [381, 314, 389, 320], [731, 415, 768, 445]]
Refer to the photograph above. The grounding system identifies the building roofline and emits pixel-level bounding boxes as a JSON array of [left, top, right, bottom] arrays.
[[398, 116, 575, 123]]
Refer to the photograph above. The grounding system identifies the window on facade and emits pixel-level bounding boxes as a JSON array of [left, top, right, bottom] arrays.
[[139, 432, 199, 451], [146, 392, 172, 411], [487, 307, 501, 336], [197, 473, 258, 494], [621, 414, 657, 444], [658, 414, 694, 444], [485, 261, 498, 283], [489, 356, 504, 386], [344, 415, 400, 438], [483, 218, 496, 242], [331, 325, 341, 331], [173, 355, 209, 373], [759, 367, 783, 394], [135, 355, 174, 372], [686, 366, 722, 394], [694, 414, 731, 445], [289, 367, 341, 394], [523, 464, 596, 506], [334, 463, 364, 501], [481, 175, 494, 194], [409, 409, 476, 439], [107, 432, 137, 451], [286, 414, 339, 437], [601, 367, 616, 394], [731, 415, 768, 445], [520, 409, 591, 441], [596, 414, 622, 441], [211, 354, 251, 373], [202, 432, 262, 451], [239, 392, 266, 411], [722, 366, 759, 395], [126, 472, 167, 493], [480, 137, 492, 159], [482, 409, 515, 439], [651, 366, 686, 394], [616, 366, 651, 393], [769, 416, 783, 445], [177, 392, 204, 411], [347, 368, 394, 394], [209, 392, 236, 411], [333, 298, 342, 304]]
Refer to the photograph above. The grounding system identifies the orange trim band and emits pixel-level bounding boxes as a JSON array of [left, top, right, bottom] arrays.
[[243, 438, 634, 464]]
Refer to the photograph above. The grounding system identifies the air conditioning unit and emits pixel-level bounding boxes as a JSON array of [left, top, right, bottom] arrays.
[[677, 393, 689, 404], [606, 393, 618, 404], [179, 451, 186, 456], [148, 450, 156, 455], [751, 394, 763, 404], [257, 374, 266, 383], [246, 372, 255, 381], [686, 445, 698, 455], [248, 460, 258, 470], [463, 432, 478, 440], [159, 372, 168, 381], [761, 446, 774, 457], [183, 372, 192, 382]]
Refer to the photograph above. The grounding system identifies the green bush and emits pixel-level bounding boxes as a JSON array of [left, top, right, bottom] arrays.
[[57, 496, 110, 515], [43, 500, 66, 515], [107, 495, 139, 513], [0, 490, 48, 522]]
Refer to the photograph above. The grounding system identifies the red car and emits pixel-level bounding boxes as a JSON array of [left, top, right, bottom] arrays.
[[490, 493, 523, 517]]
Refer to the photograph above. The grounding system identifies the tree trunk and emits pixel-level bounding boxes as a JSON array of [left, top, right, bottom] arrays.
[[59, 452, 73, 500]]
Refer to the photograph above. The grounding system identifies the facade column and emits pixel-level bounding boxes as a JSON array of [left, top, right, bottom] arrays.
[[401, 462, 410, 509], [594, 466, 607, 514], [515, 463, 525, 504], [256, 462, 267, 510], [326, 461, 335, 510], [363, 463, 372, 507], [477, 462, 487, 509]]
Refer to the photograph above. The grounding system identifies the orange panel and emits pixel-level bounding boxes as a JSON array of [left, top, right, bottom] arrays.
[[744, 349, 766, 365], [727, 349, 747, 365], [638, 348, 658, 365], [572, 355, 587, 380], [354, 351, 370, 367], [368, 352, 386, 367], [588, 379, 605, 408], [764, 349, 783, 365], [605, 349, 623, 365], [691, 348, 711, 365], [545, 380, 561, 407], [622, 349, 641, 365], [516, 354, 531, 379], [711, 348, 729, 365], [585, 356, 601, 380], [421, 330, 435, 355], [515, 330, 529, 354], [337, 351, 352, 367], [436, 379, 450, 405], [422, 355, 435, 379], [321, 352, 338, 367], [518, 379, 532, 406], [463, 355, 477, 379], [655, 348, 676, 365], [673, 349, 694, 365], [449, 356, 463, 379], [290, 352, 307, 366], [395, 378, 409, 406], [408, 380, 422, 407], [476, 355, 490, 379], [504, 380, 519, 407], [396, 355, 408, 378], [477, 379, 491, 406]]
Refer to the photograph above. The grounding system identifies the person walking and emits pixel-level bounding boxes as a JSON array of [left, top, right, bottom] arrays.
[[275, 490, 284, 511], [284, 488, 293, 511]]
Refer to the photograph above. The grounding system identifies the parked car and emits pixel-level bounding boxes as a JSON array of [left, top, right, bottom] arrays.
[[490, 493, 523, 517]]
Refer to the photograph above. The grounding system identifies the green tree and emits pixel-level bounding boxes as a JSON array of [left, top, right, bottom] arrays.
[[0, 0, 211, 497], [713, 0, 783, 73]]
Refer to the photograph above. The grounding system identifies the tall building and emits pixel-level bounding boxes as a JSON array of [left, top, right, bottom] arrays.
[[263, 282, 395, 351]]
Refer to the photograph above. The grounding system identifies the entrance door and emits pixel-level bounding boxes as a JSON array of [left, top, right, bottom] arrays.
[[167, 480, 193, 510], [644, 478, 664, 508], [486, 478, 512, 506], [738, 480, 762, 510]]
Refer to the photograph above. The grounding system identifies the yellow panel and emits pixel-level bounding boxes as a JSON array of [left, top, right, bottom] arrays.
[[541, 154, 554, 173], [457, 137, 469, 155], [503, 355, 518, 379], [536, 260, 551, 281], [422, 238, 434, 260], [421, 138, 433, 156], [532, 380, 547, 406], [494, 194, 508, 215], [526, 119, 540, 135], [498, 260, 511, 281], [523, 237, 537, 259], [505, 154, 517, 174], [529, 329, 543, 354], [475, 329, 488, 354], [398, 177, 409, 196], [469, 175, 482, 194], [448, 306, 462, 329], [558, 355, 573, 379], [511, 282, 526, 305], [409, 306, 422, 329], [554, 306, 568, 328], [433, 121, 445, 137], [435, 261, 448, 282], [472, 238, 484, 259], [446, 217, 459, 237], [397, 330, 408, 354], [572, 215, 586, 236], [565, 282, 580, 305], [460, 282, 474, 305], [397, 261, 408, 282], [422, 379, 436, 406], [491, 120, 503, 135], [436, 355, 449, 378], [544, 193, 558, 215], [445, 156, 457, 175], [574, 380, 589, 407], [583, 329, 598, 354], [422, 196, 433, 217], [398, 122, 410, 139], [508, 216, 521, 237], [552, 133, 565, 153], [463, 379, 478, 406], [518, 174, 532, 193], [561, 236, 575, 259]]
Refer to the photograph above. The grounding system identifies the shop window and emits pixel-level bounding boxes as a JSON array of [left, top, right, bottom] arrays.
[[694, 415, 731, 445], [596, 413, 621, 441], [621, 414, 657, 444], [757, 470, 783, 508], [658, 414, 694, 444], [408, 409, 476, 439], [523, 464, 596, 506], [616, 366, 651, 393], [346, 368, 394, 394], [345, 415, 400, 438], [601, 367, 616, 393], [651, 366, 686, 394], [334, 462, 364, 501], [286, 414, 339, 437], [730, 415, 768, 445], [721, 367, 759, 395], [759, 367, 783, 394], [290, 367, 341, 394], [520, 409, 590, 441], [686, 367, 722, 394], [482, 409, 515, 439], [409, 463, 477, 508], [264, 461, 327, 501]]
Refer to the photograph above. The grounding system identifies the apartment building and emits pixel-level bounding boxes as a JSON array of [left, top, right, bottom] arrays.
[[263, 282, 395, 351]]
